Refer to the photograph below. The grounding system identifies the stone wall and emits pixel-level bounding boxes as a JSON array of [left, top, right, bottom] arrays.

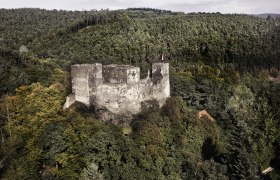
[[64, 63, 170, 120]]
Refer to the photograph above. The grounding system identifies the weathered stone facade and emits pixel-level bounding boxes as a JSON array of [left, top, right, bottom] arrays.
[[64, 63, 170, 118]]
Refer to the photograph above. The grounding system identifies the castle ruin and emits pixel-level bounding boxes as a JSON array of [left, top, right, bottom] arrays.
[[64, 63, 170, 119]]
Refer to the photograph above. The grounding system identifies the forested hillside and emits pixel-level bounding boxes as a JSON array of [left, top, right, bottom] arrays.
[[0, 8, 280, 179]]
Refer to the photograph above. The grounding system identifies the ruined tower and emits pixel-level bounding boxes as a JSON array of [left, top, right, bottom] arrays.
[[64, 63, 170, 119]]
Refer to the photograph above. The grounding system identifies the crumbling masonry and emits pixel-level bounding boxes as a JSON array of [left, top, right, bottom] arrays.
[[64, 63, 170, 117]]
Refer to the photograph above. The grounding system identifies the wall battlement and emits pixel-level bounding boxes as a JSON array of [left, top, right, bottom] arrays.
[[64, 63, 170, 118]]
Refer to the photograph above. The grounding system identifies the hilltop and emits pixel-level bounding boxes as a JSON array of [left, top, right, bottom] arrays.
[[0, 8, 280, 179], [255, 13, 280, 19]]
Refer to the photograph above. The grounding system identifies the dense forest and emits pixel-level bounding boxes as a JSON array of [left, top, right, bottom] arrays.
[[0, 8, 280, 179]]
